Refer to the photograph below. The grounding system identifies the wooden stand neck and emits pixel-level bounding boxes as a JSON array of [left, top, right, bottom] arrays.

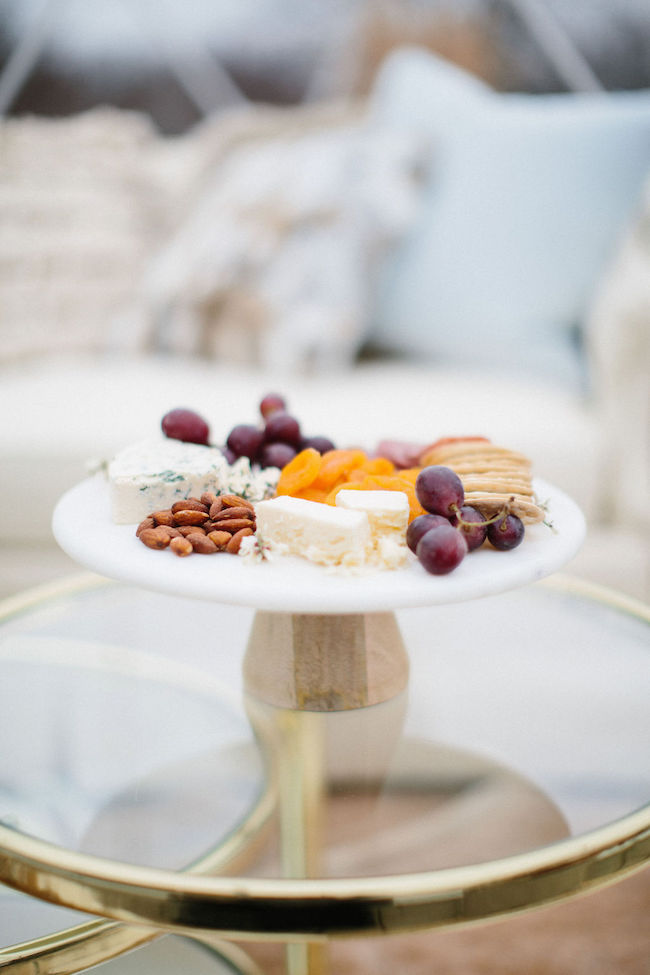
[[243, 611, 409, 712]]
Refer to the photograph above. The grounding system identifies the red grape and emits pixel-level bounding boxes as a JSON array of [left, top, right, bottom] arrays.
[[301, 435, 336, 453], [415, 466, 464, 517], [264, 411, 301, 446], [226, 424, 264, 461], [260, 393, 287, 419], [416, 524, 467, 575], [450, 505, 488, 551], [406, 513, 449, 553], [259, 442, 297, 469], [161, 408, 209, 445], [487, 513, 525, 551]]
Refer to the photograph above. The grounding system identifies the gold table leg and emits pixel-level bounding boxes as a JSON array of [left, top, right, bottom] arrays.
[[244, 611, 409, 975]]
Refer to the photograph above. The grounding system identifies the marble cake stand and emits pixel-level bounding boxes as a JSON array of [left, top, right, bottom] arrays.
[[53, 473, 586, 714]]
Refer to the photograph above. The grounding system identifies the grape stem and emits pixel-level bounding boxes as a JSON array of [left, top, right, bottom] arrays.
[[451, 497, 515, 529]]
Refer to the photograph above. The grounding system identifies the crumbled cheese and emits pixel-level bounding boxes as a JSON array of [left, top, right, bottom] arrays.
[[254, 495, 371, 568], [107, 438, 279, 524], [375, 535, 408, 570], [336, 490, 409, 567], [238, 533, 265, 563]]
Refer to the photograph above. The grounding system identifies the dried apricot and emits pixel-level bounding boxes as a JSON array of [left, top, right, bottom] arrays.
[[397, 468, 421, 483], [347, 468, 369, 483], [312, 450, 367, 490], [399, 483, 426, 522], [355, 474, 404, 491], [325, 482, 366, 505], [360, 457, 395, 476], [293, 486, 330, 503], [276, 447, 322, 496]]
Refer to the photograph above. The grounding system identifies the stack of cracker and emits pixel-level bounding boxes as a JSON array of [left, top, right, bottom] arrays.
[[419, 439, 545, 524]]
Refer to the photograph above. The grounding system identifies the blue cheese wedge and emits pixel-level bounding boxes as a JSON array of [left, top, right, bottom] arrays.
[[335, 489, 409, 567], [254, 495, 371, 568], [108, 438, 279, 524]]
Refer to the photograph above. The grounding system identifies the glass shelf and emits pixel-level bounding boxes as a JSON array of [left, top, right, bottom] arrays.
[[0, 573, 647, 958]]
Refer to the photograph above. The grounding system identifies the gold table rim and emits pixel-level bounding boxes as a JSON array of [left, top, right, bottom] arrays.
[[0, 571, 648, 940]]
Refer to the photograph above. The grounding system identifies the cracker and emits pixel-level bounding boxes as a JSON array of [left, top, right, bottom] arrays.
[[465, 492, 545, 524], [421, 442, 531, 467], [460, 476, 534, 496]]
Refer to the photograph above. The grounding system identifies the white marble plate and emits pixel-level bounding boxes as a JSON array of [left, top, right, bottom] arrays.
[[53, 475, 585, 614]]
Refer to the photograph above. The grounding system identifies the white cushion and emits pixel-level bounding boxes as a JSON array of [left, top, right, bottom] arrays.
[[369, 49, 650, 388]]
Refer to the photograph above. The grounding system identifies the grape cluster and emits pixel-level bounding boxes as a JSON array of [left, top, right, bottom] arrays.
[[226, 394, 335, 468], [161, 396, 335, 469], [412, 465, 525, 575]]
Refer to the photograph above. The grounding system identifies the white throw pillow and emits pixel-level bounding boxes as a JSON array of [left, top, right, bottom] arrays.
[[369, 49, 650, 389]]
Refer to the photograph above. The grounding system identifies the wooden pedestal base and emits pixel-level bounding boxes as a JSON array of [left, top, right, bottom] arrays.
[[243, 612, 409, 712]]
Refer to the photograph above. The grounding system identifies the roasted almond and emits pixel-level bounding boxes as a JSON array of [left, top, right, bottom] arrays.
[[201, 492, 218, 507], [171, 498, 208, 514], [173, 509, 209, 527], [187, 533, 218, 554], [152, 509, 174, 527], [212, 517, 255, 533], [220, 494, 254, 511], [178, 525, 206, 537], [226, 526, 254, 554], [139, 527, 171, 549], [213, 505, 254, 521], [209, 499, 224, 519], [136, 516, 155, 537], [207, 530, 232, 549], [170, 536, 193, 557]]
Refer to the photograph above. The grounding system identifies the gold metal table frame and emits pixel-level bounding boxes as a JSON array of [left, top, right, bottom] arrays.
[[0, 574, 648, 974]]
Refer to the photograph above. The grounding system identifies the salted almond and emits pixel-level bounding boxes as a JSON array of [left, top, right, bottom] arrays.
[[209, 499, 224, 519], [139, 527, 171, 549], [214, 505, 254, 521], [173, 508, 209, 527], [136, 517, 155, 537], [220, 494, 254, 511], [171, 499, 208, 514], [152, 509, 174, 527], [201, 492, 218, 507], [178, 525, 206, 537], [170, 536, 193, 557], [207, 530, 231, 549], [226, 526, 254, 553], [187, 533, 218, 554], [212, 517, 255, 534]]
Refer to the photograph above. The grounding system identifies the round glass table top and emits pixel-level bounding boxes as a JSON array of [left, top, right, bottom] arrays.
[[0, 573, 648, 946]]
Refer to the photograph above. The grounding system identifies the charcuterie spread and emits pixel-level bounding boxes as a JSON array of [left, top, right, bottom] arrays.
[[104, 394, 553, 577]]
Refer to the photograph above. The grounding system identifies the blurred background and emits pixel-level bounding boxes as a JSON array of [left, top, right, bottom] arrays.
[[0, 0, 649, 599], [3, 0, 650, 129]]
